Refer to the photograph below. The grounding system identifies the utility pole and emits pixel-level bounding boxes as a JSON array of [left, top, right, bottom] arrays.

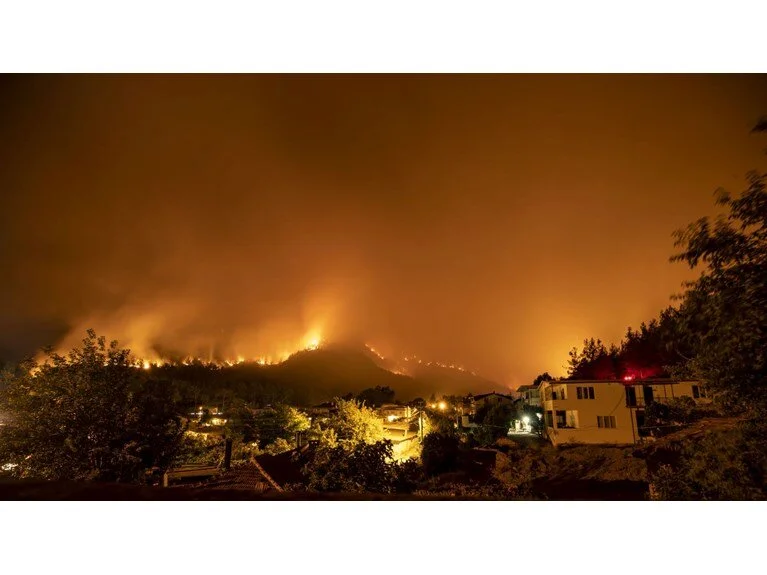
[[418, 409, 424, 441], [224, 438, 233, 471]]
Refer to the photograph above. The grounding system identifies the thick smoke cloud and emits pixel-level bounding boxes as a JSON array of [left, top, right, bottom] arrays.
[[1, 75, 766, 386]]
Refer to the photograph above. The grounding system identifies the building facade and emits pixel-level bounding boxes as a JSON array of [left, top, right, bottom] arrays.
[[540, 379, 711, 446], [516, 383, 542, 408], [472, 392, 516, 411]]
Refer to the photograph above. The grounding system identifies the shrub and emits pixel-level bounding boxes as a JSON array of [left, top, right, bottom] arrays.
[[649, 421, 767, 500], [667, 396, 697, 424], [0, 331, 185, 483], [264, 437, 294, 456], [175, 433, 225, 466], [327, 398, 385, 446], [303, 440, 417, 494], [250, 404, 310, 449], [421, 432, 460, 476]]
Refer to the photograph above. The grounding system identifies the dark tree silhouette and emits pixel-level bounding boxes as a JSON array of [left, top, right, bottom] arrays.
[[532, 372, 553, 386], [356, 385, 395, 407], [0, 330, 185, 483], [670, 120, 767, 412]]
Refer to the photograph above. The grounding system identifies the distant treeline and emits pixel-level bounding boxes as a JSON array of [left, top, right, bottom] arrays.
[[564, 307, 693, 381], [139, 348, 413, 409]]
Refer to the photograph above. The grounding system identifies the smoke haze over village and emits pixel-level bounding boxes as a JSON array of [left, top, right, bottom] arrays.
[[1, 75, 766, 388]]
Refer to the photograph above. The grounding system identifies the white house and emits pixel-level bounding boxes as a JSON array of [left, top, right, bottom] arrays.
[[516, 383, 542, 408]]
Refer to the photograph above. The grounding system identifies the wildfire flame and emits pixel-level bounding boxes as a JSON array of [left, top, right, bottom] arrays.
[[36, 324, 482, 381], [365, 344, 475, 377], [131, 329, 327, 370]]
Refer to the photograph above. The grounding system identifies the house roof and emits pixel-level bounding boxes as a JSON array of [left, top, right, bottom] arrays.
[[187, 450, 301, 493], [473, 392, 515, 401], [255, 450, 307, 487], [310, 402, 336, 409], [547, 378, 700, 385], [199, 465, 275, 492], [190, 446, 313, 493]]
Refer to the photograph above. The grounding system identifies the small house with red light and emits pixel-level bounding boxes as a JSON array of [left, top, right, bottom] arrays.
[[539, 378, 711, 446]]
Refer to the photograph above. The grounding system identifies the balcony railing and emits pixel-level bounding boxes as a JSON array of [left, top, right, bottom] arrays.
[[626, 396, 695, 408]]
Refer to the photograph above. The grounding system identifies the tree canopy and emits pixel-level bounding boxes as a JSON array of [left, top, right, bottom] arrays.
[[319, 398, 385, 447], [356, 385, 395, 407], [565, 312, 691, 381], [302, 440, 420, 493], [0, 330, 184, 483], [244, 403, 310, 449], [421, 432, 460, 476], [532, 372, 553, 386], [670, 128, 767, 412]]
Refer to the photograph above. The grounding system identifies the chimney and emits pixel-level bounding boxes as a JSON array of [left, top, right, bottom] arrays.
[[224, 438, 233, 471]]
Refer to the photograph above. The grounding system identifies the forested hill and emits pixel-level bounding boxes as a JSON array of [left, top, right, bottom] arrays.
[[154, 344, 502, 407]]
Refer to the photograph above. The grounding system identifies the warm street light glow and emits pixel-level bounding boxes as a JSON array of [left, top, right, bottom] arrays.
[[438, 401, 447, 410]]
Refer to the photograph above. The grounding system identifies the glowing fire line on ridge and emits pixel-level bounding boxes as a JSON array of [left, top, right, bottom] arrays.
[[136, 333, 327, 370], [363, 344, 478, 377]]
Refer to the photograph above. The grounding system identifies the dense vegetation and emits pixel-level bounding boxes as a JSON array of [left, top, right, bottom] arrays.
[[644, 122, 767, 499], [565, 310, 691, 381], [152, 348, 410, 409], [0, 331, 185, 483]]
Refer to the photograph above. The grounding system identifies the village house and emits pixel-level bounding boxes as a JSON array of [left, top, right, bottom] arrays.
[[472, 391, 516, 411], [457, 395, 476, 417], [305, 401, 337, 424], [187, 405, 229, 428], [516, 382, 542, 408], [378, 403, 412, 421], [379, 404, 419, 442], [540, 379, 711, 446], [455, 392, 516, 429]]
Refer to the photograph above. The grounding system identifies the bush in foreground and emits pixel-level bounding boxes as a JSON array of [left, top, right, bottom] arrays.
[[302, 440, 421, 494], [421, 432, 460, 476], [649, 420, 767, 500], [0, 331, 185, 483]]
